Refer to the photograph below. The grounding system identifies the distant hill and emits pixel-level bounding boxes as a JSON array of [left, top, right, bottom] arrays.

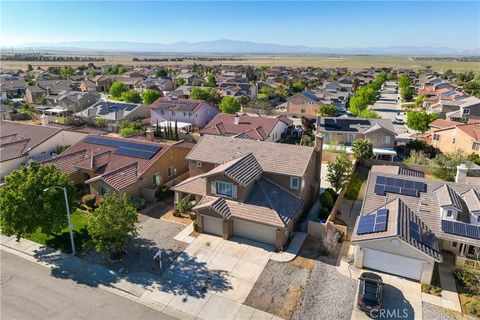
[[3, 39, 478, 56]]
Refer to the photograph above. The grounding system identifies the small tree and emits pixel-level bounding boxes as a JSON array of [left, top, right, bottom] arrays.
[[155, 68, 168, 77], [176, 198, 193, 214], [0, 162, 77, 240], [326, 151, 353, 193], [120, 89, 142, 103], [142, 89, 161, 105], [119, 120, 142, 137], [109, 81, 126, 97], [219, 96, 241, 114], [176, 77, 185, 86], [431, 150, 470, 181], [317, 104, 337, 117], [87, 193, 138, 257], [352, 138, 374, 162], [406, 111, 439, 133], [206, 73, 217, 87], [189, 87, 221, 105], [19, 104, 35, 118]]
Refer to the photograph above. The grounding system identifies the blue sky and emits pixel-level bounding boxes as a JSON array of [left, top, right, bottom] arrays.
[[1, 1, 479, 49]]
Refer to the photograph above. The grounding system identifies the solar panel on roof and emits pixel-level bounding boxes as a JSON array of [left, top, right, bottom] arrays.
[[374, 185, 385, 195], [357, 209, 388, 235], [421, 230, 440, 252], [114, 148, 155, 159], [375, 176, 423, 198], [84, 136, 161, 153], [441, 219, 480, 240]]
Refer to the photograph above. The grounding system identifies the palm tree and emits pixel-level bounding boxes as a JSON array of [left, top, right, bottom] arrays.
[[19, 103, 35, 119]]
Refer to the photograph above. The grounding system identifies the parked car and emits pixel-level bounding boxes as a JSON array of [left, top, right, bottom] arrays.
[[393, 116, 405, 125], [357, 272, 383, 314]]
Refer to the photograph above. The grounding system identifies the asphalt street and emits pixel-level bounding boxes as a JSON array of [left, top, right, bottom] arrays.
[[0, 250, 177, 320], [371, 80, 409, 135]]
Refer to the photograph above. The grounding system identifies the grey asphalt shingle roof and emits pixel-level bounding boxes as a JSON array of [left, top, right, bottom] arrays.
[[318, 117, 395, 134], [187, 135, 315, 177], [361, 166, 480, 247]]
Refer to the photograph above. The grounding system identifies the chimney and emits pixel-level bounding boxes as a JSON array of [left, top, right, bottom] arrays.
[[146, 129, 155, 142], [314, 132, 324, 194], [234, 114, 240, 125], [455, 164, 468, 184], [40, 114, 49, 126], [46, 87, 51, 96]]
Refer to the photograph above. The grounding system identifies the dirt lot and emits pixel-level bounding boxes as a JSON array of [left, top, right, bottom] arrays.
[[2, 52, 479, 72], [244, 236, 342, 319]]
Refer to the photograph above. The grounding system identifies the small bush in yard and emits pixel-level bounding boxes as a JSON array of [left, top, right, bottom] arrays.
[[324, 188, 338, 202], [176, 198, 193, 214], [318, 207, 330, 220], [129, 197, 146, 210], [319, 191, 334, 210], [82, 194, 96, 208], [155, 186, 173, 201]]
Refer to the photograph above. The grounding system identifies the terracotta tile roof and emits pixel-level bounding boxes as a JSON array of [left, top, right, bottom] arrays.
[[149, 97, 209, 112], [171, 174, 207, 195], [0, 139, 30, 162], [187, 135, 315, 177], [429, 119, 463, 129], [42, 135, 174, 190], [87, 162, 139, 190], [199, 113, 290, 140]]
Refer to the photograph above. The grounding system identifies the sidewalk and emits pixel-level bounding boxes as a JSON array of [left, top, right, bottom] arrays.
[[0, 235, 282, 320]]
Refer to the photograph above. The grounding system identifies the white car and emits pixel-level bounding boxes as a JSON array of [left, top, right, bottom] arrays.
[[393, 116, 405, 125]]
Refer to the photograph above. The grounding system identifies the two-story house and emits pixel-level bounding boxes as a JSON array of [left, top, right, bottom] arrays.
[[199, 113, 293, 142], [317, 117, 397, 160], [351, 165, 480, 284], [286, 92, 323, 117], [430, 119, 480, 155], [42, 133, 191, 201], [171, 134, 323, 250], [150, 97, 219, 129]]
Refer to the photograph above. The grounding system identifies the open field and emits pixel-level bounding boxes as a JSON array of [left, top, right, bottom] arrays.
[[1, 51, 479, 72]]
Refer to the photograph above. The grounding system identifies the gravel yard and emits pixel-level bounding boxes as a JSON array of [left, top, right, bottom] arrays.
[[81, 206, 188, 275], [245, 236, 354, 320], [292, 262, 357, 320], [423, 302, 476, 320]]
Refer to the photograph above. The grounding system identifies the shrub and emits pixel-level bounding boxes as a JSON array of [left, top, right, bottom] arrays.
[[465, 299, 480, 317], [82, 194, 96, 208], [324, 188, 338, 202], [193, 220, 198, 232], [129, 197, 146, 210], [345, 175, 363, 200], [319, 191, 334, 210], [155, 186, 173, 201], [318, 207, 330, 220], [176, 198, 193, 214]]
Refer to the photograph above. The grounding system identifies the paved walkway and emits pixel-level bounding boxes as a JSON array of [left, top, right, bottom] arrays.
[[270, 232, 307, 262], [438, 257, 462, 312], [0, 235, 282, 320]]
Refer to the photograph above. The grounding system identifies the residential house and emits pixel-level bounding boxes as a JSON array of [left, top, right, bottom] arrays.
[[317, 117, 397, 160], [76, 101, 150, 131], [286, 92, 323, 117], [352, 165, 480, 283], [218, 82, 257, 100], [42, 134, 192, 201], [79, 79, 97, 92], [0, 120, 87, 179], [176, 73, 206, 86], [0, 75, 27, 98], [150, 97, 219, 129], [45, 91, 99, 113], [430, 120, 480, 155], [199, 113, 293, 141], [140, 77, 174, 92], [171, 134, 323, 250]]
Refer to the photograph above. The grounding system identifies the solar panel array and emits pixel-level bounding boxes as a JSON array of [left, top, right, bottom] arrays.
[[357, 208, 388, 235], [84, 136, 161, 160], [441, 219, 480, 240], [95, 102, 138, 115], [374, 176, 426, 198]]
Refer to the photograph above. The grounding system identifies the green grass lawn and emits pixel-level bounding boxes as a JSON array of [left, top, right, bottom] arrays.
[[27, 209, 91, 253]]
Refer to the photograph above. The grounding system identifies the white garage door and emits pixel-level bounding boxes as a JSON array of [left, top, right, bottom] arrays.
[[202, 215, 223, 236], [363, 248, 423, 281], [233, 219, 277, 245]]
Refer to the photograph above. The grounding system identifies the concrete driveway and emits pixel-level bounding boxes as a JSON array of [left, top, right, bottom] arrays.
[[351, 271, 422, 320], [147, 234, 273, 319]]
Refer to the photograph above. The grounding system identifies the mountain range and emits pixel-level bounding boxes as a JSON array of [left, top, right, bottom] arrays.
[[3, 40, 479, 56]]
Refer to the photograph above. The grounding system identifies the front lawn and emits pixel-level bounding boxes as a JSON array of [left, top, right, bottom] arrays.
[[27, 209, 91, 253]]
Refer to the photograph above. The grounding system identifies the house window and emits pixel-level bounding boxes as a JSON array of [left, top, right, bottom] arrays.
[[477, 215, 480, 223], [324, 132, 331, 140], [433, 134, 440, 141], [463, 109, 470, 115], [196, 161, 202, 168], [172, 111, 176, 117], [216, 181, 234, 198], [183, 111, 187, 117], [473, 142, 480, 151], [347, 133, 355, 142], [99, 186, 109, 196], [152, 172, 161, 186], [167, 165, 175, 177], [383, 136, 391, 144], [160, 110, 165, 115], [447, 210, 453, 217], [300, 109, 305, 114], [452, 241, 457, 248], [188, 112, 193, 117], [452, 137, 456, 144], [290, 177, 300, 190]]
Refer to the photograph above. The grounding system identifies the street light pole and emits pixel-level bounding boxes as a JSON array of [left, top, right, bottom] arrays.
[[43, 186, 76, 255]]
